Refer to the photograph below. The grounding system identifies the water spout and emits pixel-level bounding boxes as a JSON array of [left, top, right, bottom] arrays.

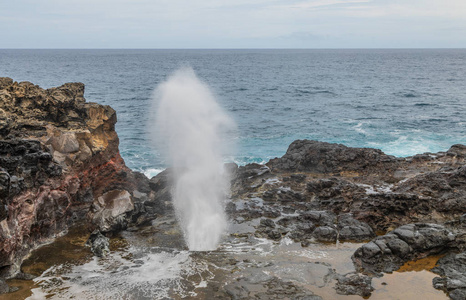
[[152, 67, 235, 251]]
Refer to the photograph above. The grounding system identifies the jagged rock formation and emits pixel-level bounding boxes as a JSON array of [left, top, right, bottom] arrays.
[[227, 139, 466, 299], [352, 223, 463, 274], [335, 273, 374, 297], [229, 140, 466, 236], [432, 251, 466, 300], [0, 78, 165, 282]]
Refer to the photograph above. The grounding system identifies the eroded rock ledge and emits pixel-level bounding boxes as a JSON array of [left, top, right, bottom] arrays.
[[0, 78, 168, 286]]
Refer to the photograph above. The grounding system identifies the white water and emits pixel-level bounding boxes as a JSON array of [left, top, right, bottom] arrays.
[[28, 249, 209, 299], [152, 67, 236, 251]]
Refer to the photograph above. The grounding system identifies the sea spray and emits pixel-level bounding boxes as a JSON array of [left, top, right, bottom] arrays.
[[152, 68, 236, 251]]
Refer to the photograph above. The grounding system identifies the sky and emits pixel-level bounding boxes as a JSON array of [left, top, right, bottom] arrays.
[[1, 0, 466, 48]]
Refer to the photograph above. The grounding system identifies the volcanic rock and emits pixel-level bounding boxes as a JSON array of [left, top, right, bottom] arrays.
[[231, 140, 466, 235], [88, 189, 134, 233], [222, 276, 323, 300], [0, 278, 8, 294], [0, 78, 155, 283], [337, 214, 376, 242], [431, 251, 466, 300], [267, 139, 399, 177], [352, 223, 459, 275], [86, 231, 110, 257], [335, 273, 374, 297]]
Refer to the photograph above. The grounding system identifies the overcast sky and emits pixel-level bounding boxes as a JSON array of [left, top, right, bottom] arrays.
[[1, 0, 465, 48]]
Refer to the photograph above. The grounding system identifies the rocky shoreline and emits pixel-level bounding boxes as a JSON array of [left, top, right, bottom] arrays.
[[1, 78, 465, 299], [225, 139, 466, 299]]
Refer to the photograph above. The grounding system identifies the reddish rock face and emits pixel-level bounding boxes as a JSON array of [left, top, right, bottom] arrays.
[[0, 78, 139, 278]]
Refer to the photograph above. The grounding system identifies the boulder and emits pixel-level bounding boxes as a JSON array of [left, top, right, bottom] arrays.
[[267, 140, 399, 176], [335, 273, 374, 297], [89, 190, 134, 233], [352, 223, 457, 274], [337, 214, 375, 242], [313, 226, 338, 242], [431, 251, 466, 300], [86, 231, 110, 257]]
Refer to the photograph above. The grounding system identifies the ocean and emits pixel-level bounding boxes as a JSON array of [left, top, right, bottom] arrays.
[[1, 49, 465, 177]]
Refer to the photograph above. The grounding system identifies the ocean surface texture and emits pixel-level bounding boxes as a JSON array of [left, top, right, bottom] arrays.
[[1, 49, 465, 177]]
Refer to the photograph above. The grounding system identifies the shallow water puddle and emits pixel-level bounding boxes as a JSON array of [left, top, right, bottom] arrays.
[[370, 256, 447, 300], [0, 223, 449, 300]]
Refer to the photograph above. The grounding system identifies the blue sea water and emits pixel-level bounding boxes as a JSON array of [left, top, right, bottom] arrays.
[[1, 49, 465, 177]]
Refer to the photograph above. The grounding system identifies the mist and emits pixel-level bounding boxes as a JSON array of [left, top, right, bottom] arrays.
[[152, 67, 236, 251]]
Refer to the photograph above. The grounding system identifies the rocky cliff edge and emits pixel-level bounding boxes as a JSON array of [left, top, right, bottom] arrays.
[[0, 78, 165, 281]]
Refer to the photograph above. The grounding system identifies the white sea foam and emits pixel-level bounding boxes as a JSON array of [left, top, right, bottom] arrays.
[[29, 249, 208, 300], [143, 167, 165, 178], [151, 67, 236, 251], [353, 122, 367, 134], [367, 135, 443, 157]]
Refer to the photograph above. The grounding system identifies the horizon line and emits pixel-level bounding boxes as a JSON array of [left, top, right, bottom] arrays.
[[1, 47, 466, 50]]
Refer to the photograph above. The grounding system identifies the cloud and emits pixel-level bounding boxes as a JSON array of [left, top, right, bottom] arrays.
[[272, 0, 372, 10], [0, 0, 465, 48]]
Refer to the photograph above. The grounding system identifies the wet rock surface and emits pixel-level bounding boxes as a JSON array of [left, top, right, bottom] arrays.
[[335, 273, 374, 297], [86, 231, 110, 258], [432, 252, 466, 300], [227, 139, 465, 299], [352, 223, 459, 275], [0, 279, 8, 294], [222, 276, 324, 300]]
